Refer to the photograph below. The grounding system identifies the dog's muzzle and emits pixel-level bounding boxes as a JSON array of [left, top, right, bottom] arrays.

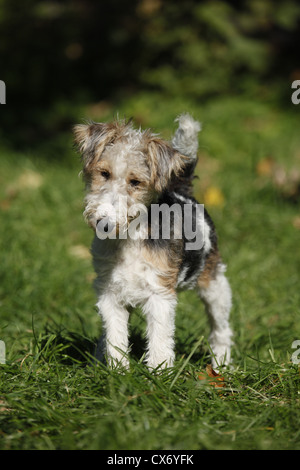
[[96, 218, 110, 233]]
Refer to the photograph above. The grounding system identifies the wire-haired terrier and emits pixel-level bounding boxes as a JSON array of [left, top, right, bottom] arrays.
[[74, 114, 233, 371]]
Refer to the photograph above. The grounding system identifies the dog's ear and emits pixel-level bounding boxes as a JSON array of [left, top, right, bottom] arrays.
[[147, 138, 188, 192], [73, 122, 118, 171]]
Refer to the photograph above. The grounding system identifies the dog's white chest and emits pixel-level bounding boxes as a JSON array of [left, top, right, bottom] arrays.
[[92, 238, 159, 306], [113, 243, 159, 305]]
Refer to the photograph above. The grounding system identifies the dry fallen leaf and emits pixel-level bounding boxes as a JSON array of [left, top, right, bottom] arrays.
[[198, 364, 225, 388], [17, 170, 43, 189], [1, 170, 43, 210], [0, 399, 13, 413], [203, 186, 225, 207], [273, 166, 300, 201], [256, 158, 300, 202], [292, 216, 300, 230], [69, 245, 91, 260], [5, 170, 44, 200], [256, 156, 275, 177], [0, 198, 12, 211], [86, 100, 112, 119]]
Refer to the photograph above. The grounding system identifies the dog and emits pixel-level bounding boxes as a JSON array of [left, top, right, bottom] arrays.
[[74, 114, 233, 371]]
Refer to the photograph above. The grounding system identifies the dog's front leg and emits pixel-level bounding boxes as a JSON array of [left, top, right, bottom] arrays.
[[142, 293, 177, 370], [97, 293, 130, 369]]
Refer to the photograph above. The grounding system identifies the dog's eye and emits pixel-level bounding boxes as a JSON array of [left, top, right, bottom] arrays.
[[130, 179, 141, 187], [100, 170, 110, 180]]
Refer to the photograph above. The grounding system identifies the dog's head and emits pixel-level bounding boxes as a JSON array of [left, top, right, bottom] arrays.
[[74, 118, 187, 232]]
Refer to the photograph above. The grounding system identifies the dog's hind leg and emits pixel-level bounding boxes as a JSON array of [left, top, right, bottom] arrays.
[[198, 263, 233, 371]]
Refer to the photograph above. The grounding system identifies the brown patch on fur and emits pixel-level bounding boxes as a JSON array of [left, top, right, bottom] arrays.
[[128, 182, 156, 208], [141, 242, 182, 293], [197, 249, 221, 288], [144, 135, 188, 192], [73, 119, 133, 173], [88, 160, 113, 191]]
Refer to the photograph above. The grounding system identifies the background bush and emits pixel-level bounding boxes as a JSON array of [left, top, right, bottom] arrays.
[[1, 0, 300, 147]]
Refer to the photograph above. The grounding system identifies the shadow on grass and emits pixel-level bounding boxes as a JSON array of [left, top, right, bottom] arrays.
[[37, 324, 207, 368], [38, 327, 98, 365]]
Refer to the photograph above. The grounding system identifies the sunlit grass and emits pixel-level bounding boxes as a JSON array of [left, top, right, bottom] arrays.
[[0, 96, 300, 449]]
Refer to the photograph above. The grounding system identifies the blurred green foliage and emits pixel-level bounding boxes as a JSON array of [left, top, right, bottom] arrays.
[[0, 0, 299, 147]]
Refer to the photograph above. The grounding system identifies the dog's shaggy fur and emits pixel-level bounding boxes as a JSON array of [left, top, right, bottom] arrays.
[[74, 114, 233, 371]]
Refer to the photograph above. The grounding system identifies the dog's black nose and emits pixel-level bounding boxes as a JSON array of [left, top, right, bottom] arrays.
[[97, 219, 109, 232]]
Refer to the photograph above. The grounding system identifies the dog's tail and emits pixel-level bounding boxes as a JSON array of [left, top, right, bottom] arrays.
[[172, 113, 201, 160], [170, 113, 201, 196]]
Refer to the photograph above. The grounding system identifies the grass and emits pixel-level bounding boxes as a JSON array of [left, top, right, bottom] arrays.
[[0, 94, 300, 450]]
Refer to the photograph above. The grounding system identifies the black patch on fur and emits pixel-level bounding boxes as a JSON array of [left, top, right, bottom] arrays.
[[168, 158, 198, 198], [143, 190, 218, 287]]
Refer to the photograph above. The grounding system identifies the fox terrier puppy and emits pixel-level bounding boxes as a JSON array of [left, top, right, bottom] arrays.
[[74, 114, 233, 371]]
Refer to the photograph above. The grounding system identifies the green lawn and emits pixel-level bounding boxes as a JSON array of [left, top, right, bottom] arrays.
[[0, 95, 300, 450]]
